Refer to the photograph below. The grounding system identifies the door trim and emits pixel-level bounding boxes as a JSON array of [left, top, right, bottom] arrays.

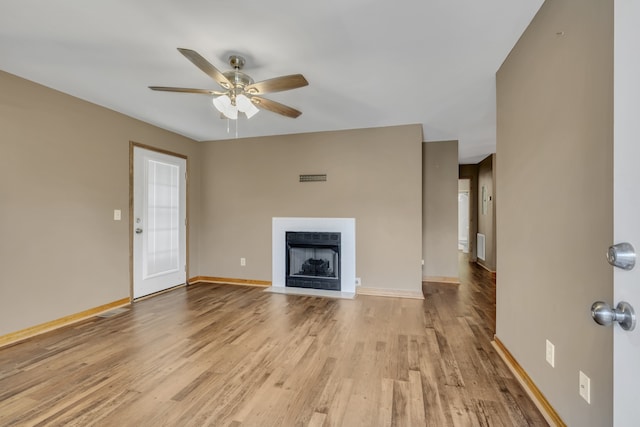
[[129, 141, 189, 300]]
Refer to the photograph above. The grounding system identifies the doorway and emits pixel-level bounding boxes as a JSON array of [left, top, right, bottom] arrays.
[[458, 179, 470, 253], [131, 144, 187, 299]]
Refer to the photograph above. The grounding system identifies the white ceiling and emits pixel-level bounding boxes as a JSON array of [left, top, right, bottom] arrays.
[[0, 0, 543, 164]]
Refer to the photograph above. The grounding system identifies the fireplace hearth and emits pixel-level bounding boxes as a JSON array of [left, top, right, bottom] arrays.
[[286, 231, 341, 291]]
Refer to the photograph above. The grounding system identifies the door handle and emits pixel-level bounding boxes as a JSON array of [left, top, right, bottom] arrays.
[[591, 301, 636, 331], [135, 228, 143, 234]]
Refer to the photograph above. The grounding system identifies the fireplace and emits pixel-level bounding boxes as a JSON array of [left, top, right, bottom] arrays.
[[286, 232, 341, 291], [271, 217, 355, 297]]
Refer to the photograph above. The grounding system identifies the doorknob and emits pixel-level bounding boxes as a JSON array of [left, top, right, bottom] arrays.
[[591, 301, 636, 331], [135, 228, 143, 234]]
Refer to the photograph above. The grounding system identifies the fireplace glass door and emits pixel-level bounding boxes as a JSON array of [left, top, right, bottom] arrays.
[[286, 232, 341, 290]]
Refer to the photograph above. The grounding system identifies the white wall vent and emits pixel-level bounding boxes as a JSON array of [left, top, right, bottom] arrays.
[[477, 233, 486, 261]]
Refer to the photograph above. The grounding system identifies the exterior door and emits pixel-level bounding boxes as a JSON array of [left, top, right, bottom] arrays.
[[133, 145, 187, 299], [613, 1, 640, 425]]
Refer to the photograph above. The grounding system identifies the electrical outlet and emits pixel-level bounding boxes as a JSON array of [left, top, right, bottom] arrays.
[[240, 257, 246, 266], [579, 371, 591, 404], [546, 340, 555, 367], [355, 277, 361, 286], [113, 209, 121, 221]]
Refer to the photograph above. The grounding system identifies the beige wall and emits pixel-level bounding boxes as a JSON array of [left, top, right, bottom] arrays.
[[0, 70, 201, 336], [197, 125, 424, 293], [422, 141, 459, 280], [496, 0, 613, 425], [477, 154, 496, 271], [1, 71, 456, 335]]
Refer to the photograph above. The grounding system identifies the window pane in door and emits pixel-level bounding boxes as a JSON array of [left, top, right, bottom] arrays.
[[145, 159, 180, 277]]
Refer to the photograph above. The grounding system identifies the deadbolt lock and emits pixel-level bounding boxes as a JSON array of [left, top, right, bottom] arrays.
[[607, 242, 636, 270]]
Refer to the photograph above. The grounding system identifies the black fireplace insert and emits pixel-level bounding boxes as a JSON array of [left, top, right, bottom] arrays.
[[286, 231, 341, 291]]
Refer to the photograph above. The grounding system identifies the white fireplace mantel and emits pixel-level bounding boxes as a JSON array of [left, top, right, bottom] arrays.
[[271, 217, 356, 298]]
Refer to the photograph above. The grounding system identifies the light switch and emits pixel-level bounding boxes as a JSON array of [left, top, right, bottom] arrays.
[[546, 340, 555, 367], [114, 209, 121, 221]]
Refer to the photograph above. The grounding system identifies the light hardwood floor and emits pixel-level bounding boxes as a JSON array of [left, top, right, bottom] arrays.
[[0, 255, 547, 426]]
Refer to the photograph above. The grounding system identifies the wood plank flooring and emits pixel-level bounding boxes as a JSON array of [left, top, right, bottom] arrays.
[[0, 255, 547, 426]]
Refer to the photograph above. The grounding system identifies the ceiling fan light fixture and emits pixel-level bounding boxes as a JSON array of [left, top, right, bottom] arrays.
[[212, 94, 237, 119], [236, 94, 259, 119]]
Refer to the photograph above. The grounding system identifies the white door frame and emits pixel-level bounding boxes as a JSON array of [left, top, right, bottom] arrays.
[[129, 142, 189, 299]]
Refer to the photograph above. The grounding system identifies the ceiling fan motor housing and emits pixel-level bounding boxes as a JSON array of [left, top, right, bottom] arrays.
[[222, 70, 254, 106], [223, 70, 254, 90]]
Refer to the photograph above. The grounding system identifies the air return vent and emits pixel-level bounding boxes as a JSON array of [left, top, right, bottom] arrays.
[[299, 174, 327, 182], [477, 233, 486, 261], [97, 307, 129, 318]]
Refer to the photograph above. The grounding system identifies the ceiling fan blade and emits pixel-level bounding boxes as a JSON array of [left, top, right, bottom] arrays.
[[246, 74, 308, 94], [149, 86, 223, 95], [252, 96, 302, 118], [177, 48, 232, 89]]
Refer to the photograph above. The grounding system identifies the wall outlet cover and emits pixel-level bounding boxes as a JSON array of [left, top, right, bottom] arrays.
[[579, 371, 591, 404]]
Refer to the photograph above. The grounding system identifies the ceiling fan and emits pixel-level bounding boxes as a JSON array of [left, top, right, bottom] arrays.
[[150, 48, 308, 119]]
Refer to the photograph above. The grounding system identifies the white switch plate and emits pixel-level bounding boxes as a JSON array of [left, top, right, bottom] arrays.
[[113, 209, 121, 221], [546, 339, 555, 367], [579, 371, 591, 404], [240, 257, 246, 266]]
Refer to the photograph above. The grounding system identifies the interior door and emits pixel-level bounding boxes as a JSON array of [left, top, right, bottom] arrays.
[[133, 146, 187, 299], [613, 1, 640, 425]]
